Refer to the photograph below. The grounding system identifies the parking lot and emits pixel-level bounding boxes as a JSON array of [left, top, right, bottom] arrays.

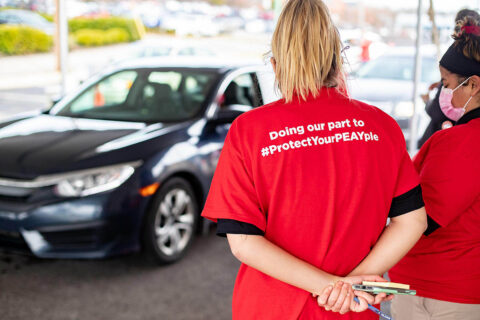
[[0, 18, 434, 316], [0, 229, 239, 320]]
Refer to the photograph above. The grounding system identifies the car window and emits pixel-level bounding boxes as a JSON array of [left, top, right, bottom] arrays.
[[56, 69, 217, 123], [139, 71, 216, 121], [66, 71, 138, 113], [148, 71, 182, 90], [356, 56, 440, 83], [221, 73, 262, 108]]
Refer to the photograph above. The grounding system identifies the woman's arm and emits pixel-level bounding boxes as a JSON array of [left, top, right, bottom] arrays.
[[348, 207, 428, 277], [226, 233, 385, 314], [227, 233, 338, 296], [318, 207, 427, 312]]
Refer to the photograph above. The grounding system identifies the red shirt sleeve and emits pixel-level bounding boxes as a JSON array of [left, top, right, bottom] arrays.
[[201, 120, 266, 232], [413, 132, 480, 227]]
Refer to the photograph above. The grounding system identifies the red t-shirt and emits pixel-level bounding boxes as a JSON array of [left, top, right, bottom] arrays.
[[389, 112, 480, 304], [202, 88, 420, 319]]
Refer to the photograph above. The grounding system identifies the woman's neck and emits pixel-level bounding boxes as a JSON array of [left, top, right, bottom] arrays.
[[465, 102, 480, 114]]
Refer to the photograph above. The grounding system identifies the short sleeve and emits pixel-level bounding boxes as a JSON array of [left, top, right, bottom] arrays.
[[201, 120, 266, 232], [216, 219, 264, 237], [413, 135, 480, 227], [393, 149, 421, 198], [388, 185, 424, 218]]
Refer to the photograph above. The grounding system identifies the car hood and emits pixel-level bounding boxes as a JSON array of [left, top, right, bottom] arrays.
[[0, 115, 184, 179], [349, 78, 428, 102]]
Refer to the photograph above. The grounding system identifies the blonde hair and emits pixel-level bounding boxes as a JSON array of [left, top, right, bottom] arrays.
[[271, 0, 346, 103]]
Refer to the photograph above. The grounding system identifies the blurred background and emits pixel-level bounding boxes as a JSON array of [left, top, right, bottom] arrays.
[[0, 0, 479, 319], [1, 0, 479, 116]]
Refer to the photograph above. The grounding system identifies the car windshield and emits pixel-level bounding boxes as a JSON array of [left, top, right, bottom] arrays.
[[55, 68, 218, 123], [356, 55, 439, 83]]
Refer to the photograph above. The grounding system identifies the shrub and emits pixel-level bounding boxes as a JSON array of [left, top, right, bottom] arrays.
[[104, 28, 129, 43], [69, 17, 142, 42], [0, 25, 53, 55], [74, 29, 104, 46], [74, 28, 129, 46]]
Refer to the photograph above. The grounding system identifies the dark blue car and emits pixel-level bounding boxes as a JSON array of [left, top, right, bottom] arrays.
[[0, 58, 277, 263]]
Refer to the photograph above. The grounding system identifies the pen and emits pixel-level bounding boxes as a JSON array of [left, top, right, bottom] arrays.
[[353, 297, 393, 320]]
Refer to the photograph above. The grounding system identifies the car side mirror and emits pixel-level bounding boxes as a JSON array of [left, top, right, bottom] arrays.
[[214, 104, 253, 124]]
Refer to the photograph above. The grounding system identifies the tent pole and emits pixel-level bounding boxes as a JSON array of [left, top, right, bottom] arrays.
[[409, 0, 423, 154]]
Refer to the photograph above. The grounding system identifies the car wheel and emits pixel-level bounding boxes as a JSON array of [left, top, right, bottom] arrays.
[[143, 177, 199, 264]]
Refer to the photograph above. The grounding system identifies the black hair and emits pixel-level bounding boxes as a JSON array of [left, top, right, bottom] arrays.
[[453, 16, 480, 63], [455, 9, 480, 33], [440, 15, 480, 80], [456, 9, 480, 22]]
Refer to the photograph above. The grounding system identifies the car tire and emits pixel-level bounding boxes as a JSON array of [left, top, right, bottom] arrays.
[[142, 177, 199, 264]]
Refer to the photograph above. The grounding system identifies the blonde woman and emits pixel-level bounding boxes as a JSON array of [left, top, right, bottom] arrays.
[[202, 0, 427, 319]]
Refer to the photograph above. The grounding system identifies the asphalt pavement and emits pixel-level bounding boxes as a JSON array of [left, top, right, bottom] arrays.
[[0, 230, 239, 320], [0, 87, 49, 119], [0, 229, 392, 320]]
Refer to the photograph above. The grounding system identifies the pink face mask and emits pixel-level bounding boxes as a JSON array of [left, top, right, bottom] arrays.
[[439, 77, 473, 122]]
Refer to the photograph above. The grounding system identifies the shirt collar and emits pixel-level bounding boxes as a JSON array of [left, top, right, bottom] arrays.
[[456, 107, 480, 126]]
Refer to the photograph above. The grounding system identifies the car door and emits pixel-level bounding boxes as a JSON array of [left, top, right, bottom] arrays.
[[198, 70, 268, 191], [215, 70, 265, 146]]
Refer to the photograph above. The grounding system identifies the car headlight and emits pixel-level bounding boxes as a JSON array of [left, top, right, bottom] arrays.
[[394, 101, 414, 118], [54, 162, 141, 197]]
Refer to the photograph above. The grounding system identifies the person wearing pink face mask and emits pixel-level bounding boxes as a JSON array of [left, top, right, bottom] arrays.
[[389, 16, 480, 320], [418, 9, 480, 144], [438, 75, 474, 121]]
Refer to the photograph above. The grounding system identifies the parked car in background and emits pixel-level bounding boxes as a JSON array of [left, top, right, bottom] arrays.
[[111, 40, 216, 65], [160, 13, 221, 37], [0, 58, 278, 264], [348, 46, 440, 144], [0, 9, 54, 35]]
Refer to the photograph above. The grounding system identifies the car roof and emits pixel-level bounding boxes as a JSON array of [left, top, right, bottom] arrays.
[[114, 56, 265, 72]]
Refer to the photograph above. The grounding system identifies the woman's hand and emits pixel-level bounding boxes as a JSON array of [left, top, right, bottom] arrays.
[[316, 281, 354, 314], [315, 275, 393, 314]]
